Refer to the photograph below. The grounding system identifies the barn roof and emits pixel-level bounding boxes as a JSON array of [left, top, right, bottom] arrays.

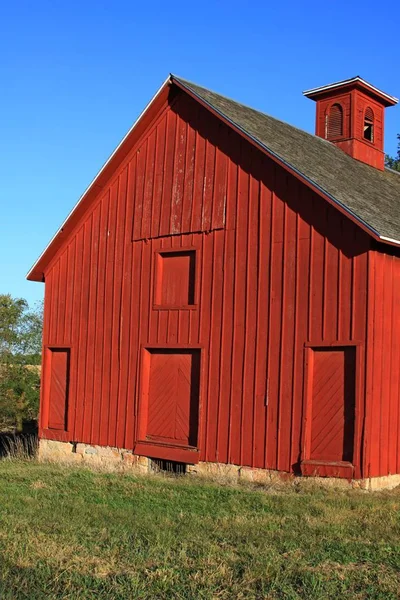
[[27, 74, 400, 281], [174, 76, 400, 244]]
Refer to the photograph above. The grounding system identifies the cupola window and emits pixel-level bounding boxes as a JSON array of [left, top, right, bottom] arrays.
[[363, 107, 374, 143], [325, 103, 343, 140]]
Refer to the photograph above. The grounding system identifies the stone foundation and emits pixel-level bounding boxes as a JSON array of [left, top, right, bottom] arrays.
[[187, 461, 400, 490], [38, 439, 400, 490], [38, 439, 150, 473]]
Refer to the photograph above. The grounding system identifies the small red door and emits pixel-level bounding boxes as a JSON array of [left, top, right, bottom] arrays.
[[47, 348, 70, 431], [302, 346, 356, 475], [136, 348, 201, 461]]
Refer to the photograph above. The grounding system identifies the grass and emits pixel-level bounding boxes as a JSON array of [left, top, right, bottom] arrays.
[[0, 462, 399, 599]]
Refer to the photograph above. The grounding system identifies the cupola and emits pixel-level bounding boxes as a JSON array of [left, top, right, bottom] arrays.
[[303, 76, 398, 170]]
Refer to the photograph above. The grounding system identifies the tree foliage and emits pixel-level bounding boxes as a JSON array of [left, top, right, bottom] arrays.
[[0, 295, 43, 431], [385, 134, 400, 171]]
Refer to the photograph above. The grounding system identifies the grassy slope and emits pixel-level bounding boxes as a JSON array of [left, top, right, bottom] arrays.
[[0, 462, 399, 599]]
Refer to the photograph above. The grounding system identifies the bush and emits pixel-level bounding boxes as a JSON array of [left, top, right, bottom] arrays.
[[0, 295, 42, 431]]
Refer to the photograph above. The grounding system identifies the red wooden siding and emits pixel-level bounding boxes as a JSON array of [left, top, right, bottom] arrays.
[[40, 88, 370, 477], [365, 250, 400, 478]]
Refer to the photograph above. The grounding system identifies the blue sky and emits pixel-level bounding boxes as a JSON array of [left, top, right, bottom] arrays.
[[1, 0, 399, 307]]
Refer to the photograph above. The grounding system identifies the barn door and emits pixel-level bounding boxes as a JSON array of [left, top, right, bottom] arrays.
[[135, 348, 201, 463], [45, 348, 70, 431], [301, 346, 356, 477]]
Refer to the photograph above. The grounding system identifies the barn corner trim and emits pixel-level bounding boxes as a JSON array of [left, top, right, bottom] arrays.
[[26, 74, 400, 282]]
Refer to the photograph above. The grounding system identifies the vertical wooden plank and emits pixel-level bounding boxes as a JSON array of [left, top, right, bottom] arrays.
[[82, 202, 101, 442], [352, 241, 368, 342], [64, 240, 76, 345], [121, 165, 138, 449], [190, 121, 206, 233], [57, 250, 68, 344], [265, 169, 284, 470], [241, 166, 259, 467], [40, 270, 53, 433], [141, 128, 157, 240], [132, 139, 147, 241], [159, 111, 177, 237], [170, 113, 187, 235], [74, 218, 92, 442], [99, 183, 117, 447], [323, 207, 340, 341], [125, 241, 143, 449], [211, 128, 228, 230], [50, 259, 60, 344], [309, 197, 326, 342], [201, 128, 216, 232], [277, 179, 297, 472], [205, 229, 224, 462], [151, 117, 167, 239], [338, 217, 353, 341], [148, 237, 160, 342], [108, 170, 128, 448], [181, 106, 197, 235], [252, 168, 272, 468], [68, 226, 84, 439], [197, 232, 213, 461], [91, 195, 109, 444], [228, 145, 249, 466]]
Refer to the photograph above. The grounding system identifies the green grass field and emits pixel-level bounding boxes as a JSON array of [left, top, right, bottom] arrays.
[[0, 461, 399, 599]]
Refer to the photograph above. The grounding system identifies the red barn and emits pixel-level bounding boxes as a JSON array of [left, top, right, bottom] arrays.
[[28, 75, 400, 488]]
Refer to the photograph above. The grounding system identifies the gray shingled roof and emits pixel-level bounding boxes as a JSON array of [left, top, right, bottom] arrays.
[[174, 76, 400, 242]]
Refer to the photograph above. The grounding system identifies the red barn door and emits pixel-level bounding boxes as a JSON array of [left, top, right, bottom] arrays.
[[302, 346, 356, 477], [135, 348, 201, 462], [46, 348, 70, 431]]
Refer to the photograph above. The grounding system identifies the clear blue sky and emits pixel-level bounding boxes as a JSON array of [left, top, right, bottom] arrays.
[[1, 0, 399, 307]]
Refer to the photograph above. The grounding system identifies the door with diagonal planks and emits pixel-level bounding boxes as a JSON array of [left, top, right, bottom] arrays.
[[139, 349, 200, 449], [308, 347, 356, 463], [47, 348, 70, 431]]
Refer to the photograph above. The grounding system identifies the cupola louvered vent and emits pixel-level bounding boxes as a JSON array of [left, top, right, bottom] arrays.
[[363, 107, 374, 142], [326, 104, 343, 139]]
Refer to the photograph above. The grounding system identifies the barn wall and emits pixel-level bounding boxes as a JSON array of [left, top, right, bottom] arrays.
[[365, 250, 400, 478], [41, 89, 370, 476]]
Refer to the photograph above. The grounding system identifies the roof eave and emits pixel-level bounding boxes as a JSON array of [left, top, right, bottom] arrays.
[[379, 235, 400, 247], [303, 76, 398, 106]]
